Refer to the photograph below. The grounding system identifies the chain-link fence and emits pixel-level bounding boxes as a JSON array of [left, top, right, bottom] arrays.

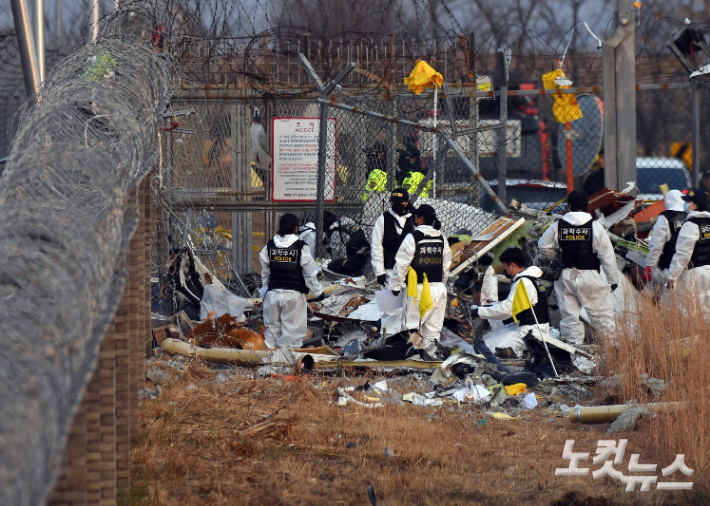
[[158, 89, 509, 277], [158, 81, 708, 277]]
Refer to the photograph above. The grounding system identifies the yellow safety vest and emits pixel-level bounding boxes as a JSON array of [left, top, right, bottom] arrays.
[[362, 169, 388, 201], [402, 171, 431, 198]]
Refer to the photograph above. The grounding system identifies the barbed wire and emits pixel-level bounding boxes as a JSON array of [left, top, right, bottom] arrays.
[[80, 0, 707, 91], [0, 30, 176, 505]]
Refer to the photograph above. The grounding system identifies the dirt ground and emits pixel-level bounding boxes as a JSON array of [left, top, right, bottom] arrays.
[[127, 359, 706, 506]]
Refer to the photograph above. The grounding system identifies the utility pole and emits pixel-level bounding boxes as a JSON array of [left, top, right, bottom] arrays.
[[603, 0, 637, 191]]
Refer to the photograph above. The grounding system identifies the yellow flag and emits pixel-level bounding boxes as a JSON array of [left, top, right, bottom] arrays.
[[404, 60, 443, 95], [542, 68, 583, 123], [407, 267, 418, 298], [511, 279, 532, 323], [419, 273, 433, 319]]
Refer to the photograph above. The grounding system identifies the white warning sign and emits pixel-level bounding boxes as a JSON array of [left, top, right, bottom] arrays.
[[271, 117, 337, 201]]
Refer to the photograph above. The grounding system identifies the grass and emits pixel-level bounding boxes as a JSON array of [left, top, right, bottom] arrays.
[[125, 278, 710, 505], [127, 345, 710, 505], [599, 285, 710, 502]]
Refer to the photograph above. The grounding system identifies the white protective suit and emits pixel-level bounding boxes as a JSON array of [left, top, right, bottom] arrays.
[[298, 222, 316, 255], [370, 208, 413, 287], [478, 266, 551, 357], [538, 211, 619, 344], [668, 210, 710, 315], [259, 234, 323, 349], [389, 225, 452, 354], [645, 190, 686, 283], [328, 216, 358, 260]]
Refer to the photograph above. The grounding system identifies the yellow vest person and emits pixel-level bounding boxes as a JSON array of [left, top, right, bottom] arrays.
[[362, 169, 387, 201], [402, 171, 432, 198]]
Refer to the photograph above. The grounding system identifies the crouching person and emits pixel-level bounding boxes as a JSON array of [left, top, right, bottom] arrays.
[[471, 248, 551, 357], [668, 188, 710, 315], [260, 213, 324, 351], [389, 204, 452, 361]]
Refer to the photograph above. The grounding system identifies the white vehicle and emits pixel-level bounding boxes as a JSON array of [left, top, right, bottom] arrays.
[[636, 157, 691, 201]]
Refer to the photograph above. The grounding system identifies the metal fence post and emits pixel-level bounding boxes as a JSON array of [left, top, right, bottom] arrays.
[[10, 0, 41, 99], [700, 83, 710, 181], [231, 103, 241, 272], [470, 32, 480, 206], [497, 48, 509, 205], [692, 81, 700, 187], [315, 99, 327, 258], [388, 100, 397, 190], [297, 55, 354, 258], [603, 0, 636, 191]]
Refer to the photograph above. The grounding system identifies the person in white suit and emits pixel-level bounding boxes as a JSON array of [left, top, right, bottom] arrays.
[[538, 191, 619, 345], [260, 213, 324, 350], [668, 189, 710, 316], [389, 204, 452, 360]]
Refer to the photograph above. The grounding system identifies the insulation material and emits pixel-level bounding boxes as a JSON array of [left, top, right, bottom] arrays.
[[200, 284, 248, 320]]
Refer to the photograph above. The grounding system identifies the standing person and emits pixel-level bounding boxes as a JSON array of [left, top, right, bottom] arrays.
[[395, 144, 420, 185], [644, 190, 687, 284], [470, 248, 551, 358], [389, 204, 452, 360], [397, 145, 432, 198], [583, 149, 605, 197], [324, 213, 371, 276], [260, 213, 324, 351], [700, 171, 710, 195], [298, 215, 317, 255], [370, 188, 415, 288], [668, 189, 710, 313], [538, 191, 619, 345], [362, 142, 388, 202]]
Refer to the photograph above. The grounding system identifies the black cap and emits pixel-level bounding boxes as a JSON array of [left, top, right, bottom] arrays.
[[396, 145, 421, 159], [499, 247, 530, 268], [413, 204, 437, 223], [567, 190, 589, 212], [390, 188, 409, 203], [681, 188, 708, 208]]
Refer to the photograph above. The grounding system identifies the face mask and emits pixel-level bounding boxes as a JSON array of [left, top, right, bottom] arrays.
[[503, 270, 513, 279], [684, 202, 691, 213], [392, 203, 407, 216]]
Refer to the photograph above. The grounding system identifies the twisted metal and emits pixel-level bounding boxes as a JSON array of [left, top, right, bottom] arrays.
[[0, 36, 176, 505]]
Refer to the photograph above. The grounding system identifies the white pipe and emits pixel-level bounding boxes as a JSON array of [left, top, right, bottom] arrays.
[[91, 0, 99, 43], [36, 0, 44, 82]]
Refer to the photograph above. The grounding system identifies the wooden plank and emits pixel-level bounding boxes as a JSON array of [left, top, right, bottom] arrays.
[[450, 217, 527, 277]]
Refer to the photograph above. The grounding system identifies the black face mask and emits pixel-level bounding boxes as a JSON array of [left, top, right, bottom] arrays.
[[392, 203, 408, 216], [503, 270, 513, 279]]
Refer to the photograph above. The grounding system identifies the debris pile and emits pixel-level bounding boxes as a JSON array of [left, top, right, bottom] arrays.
[[150, 183, 682, 428]]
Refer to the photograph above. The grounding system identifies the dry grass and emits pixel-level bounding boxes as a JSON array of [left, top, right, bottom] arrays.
[[128, 350, 709, 506], [600, 286, 710, 500]]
